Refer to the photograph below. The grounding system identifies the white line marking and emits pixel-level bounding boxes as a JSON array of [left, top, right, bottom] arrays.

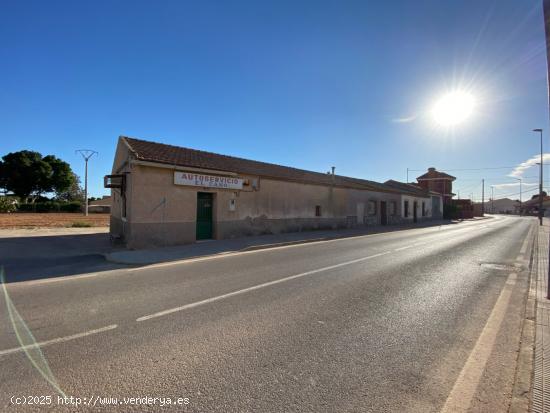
[[0, 325, 118, 356], [136, 251, 392, 322], [440, 272, 517, 413], [10, 272, 105, 287], [394, 243, 425, 252], [394, 245, 414, 251]]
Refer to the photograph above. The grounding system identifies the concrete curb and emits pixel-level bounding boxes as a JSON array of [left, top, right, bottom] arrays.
[[103, 216, 500, 266], [103, 216, 494, 266], [509, 225, 537, 413], [104, 235, 349, 265]]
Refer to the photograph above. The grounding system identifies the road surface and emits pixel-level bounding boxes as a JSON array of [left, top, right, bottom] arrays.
[[0, 216, 534, 412]]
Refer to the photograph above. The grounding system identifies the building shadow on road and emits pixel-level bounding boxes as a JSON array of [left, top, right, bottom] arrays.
[[0, 218, 473, 284], [0, 232, 129, 283]]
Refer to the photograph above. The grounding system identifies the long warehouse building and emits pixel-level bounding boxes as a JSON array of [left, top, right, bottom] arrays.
[[106, 136, 443, 248]]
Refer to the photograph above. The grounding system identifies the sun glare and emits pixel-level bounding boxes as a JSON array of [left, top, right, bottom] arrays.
[[431, 91, 476, 127]]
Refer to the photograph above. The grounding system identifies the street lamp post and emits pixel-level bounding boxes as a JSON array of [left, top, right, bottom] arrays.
[[534, 128, 544, 225], [491, 186, 494, 213]]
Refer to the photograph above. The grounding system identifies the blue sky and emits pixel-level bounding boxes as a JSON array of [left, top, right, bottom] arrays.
[[1, 0, 548, 201]]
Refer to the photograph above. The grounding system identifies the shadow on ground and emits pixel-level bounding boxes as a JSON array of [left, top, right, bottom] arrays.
[[0, 219, 467, 283], [0, 232, 129, 283]]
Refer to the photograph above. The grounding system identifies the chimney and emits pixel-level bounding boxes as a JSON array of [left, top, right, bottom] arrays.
[[331, 166, 335, 176]]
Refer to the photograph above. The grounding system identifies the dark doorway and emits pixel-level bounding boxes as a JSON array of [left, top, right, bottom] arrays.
[[413, 201, 418, 223], [196, 192, 213, 240], [380, 201, 387, 225]]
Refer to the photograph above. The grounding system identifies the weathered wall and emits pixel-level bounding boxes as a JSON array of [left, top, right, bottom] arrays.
[[125, 164, 354, 247], [346, 189, 402, 226], [401, 195, 443, 222], [110, 148, 443, 249]]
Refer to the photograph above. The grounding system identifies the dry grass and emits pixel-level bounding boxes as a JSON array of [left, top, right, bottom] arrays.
[[0, 213, 109, 228]]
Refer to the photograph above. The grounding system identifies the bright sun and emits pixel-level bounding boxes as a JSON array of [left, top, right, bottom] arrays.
[[431, 91, 476, 127]]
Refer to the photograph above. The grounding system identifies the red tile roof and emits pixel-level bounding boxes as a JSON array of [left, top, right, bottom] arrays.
[[384, 180, 436, 197], [416, 168, 456, 181], [122, 136, 403, 193]]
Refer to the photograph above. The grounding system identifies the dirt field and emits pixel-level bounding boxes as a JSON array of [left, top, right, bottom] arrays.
[[0, 213, 110, 228]]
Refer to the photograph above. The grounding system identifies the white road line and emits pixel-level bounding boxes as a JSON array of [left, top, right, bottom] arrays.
[[394, 245, 415, 252], [440, 272, 518, 413], [0, 324, 118, 356], [10, 272, 106, 287], [136, 251, 392, 322]]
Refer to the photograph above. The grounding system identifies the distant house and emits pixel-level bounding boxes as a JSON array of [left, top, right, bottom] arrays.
[[88, 196, 111, 213], [415, 167, 456, 205], [384, 180, 443, 220], [474, 198, 520, 215]]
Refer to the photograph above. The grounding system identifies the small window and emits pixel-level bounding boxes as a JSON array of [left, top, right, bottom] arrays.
[[315, 205, 322, 217], [404, 200, 409, 217], [422, 201, 426, 217], [368, 200, 377, 216]]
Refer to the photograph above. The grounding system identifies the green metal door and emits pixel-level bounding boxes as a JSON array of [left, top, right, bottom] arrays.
[[196, 192, 213, 240]]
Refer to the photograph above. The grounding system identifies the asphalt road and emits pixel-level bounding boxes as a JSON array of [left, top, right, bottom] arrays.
[[0, 216, 535, 412]]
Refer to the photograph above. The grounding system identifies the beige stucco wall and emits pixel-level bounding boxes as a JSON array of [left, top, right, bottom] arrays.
[[124, 164, 355, 247]]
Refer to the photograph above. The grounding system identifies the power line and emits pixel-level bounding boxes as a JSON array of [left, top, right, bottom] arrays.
[[408, 165, 550, 173], [408, 166, 516, 172]]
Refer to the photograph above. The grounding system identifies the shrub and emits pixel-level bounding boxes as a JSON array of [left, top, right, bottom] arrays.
[[17, 201, 82, 213], [17, 203, 34, 212], [0, 196, 19, 213], [60, 201, 82, 212], [34, 201, 60, 212], [70, 221, 92, 228]]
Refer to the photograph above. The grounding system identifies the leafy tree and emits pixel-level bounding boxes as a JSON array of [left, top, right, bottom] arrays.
[[43, 155, 74, 195], [0, 161, 6, 194], [0, 151, 75, 202], [0, 196, 18, 213], [56, 173, 84, 202]]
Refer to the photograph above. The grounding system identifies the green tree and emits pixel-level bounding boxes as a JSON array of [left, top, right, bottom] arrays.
[[0, 151, 75, 202], [56, 173, 84, 202], [43, 155, 75, 195]]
